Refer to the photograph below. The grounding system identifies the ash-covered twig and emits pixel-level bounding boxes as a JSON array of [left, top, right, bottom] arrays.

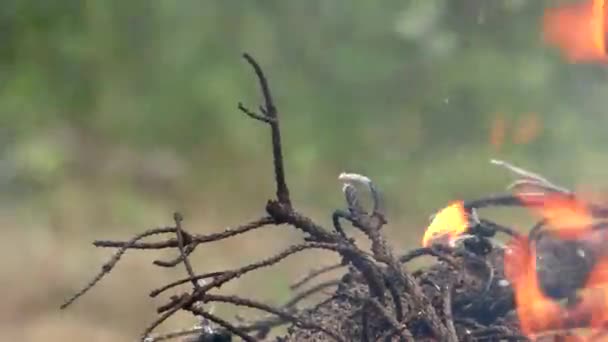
[[491, 159, 571, 195], [339, 172, 387, 224], [201, 294, 345, 342]]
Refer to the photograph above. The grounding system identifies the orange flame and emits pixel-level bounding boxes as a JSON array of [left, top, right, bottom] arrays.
[[504, 236, 563, 335], [517, 193, 593, 239], [543, 0, 608, 63], [578, 259, 608, 329], [504, 213, 608, 339], [422, 201, 468, 247]]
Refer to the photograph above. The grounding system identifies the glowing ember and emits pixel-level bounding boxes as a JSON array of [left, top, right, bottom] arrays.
[[543, 0, 608, 63], [517, 193, 594, 239], [422, 201, 468, 247]]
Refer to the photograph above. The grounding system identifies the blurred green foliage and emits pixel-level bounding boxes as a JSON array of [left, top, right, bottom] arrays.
[[2, 0, 608, 228]]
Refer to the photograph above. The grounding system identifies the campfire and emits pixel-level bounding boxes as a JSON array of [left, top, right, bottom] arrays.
[[59, 2, 608, 341], [57, 54, 608, 341]]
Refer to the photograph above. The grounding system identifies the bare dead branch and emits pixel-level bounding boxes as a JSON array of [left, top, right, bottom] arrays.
[[94, 216, 275, 250], [60, 227, 176, 310], [171, 212, 199, 290], [240, 52, 291, 206]]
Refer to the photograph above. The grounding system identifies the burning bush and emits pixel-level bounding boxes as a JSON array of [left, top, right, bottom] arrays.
[[61, 54, 608, 342]]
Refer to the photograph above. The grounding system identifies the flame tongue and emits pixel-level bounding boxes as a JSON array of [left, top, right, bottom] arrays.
[[504, 215, 608, 339], [517, 193, 594, 239], [543, 0, 608, 63], [422, 201, 469, 247], [504, 236, 563, 335]]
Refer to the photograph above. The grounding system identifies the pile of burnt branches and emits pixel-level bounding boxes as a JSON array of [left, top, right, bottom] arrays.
[[61, 54, 608, 342]]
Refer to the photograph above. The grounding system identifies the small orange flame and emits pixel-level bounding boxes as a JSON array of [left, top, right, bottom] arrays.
[[504, 219, 608, 339], [504, 236, 563, 335], [543, 0, 608, 63], [422, 201, 468, 247], [517, 193, 593, 239]]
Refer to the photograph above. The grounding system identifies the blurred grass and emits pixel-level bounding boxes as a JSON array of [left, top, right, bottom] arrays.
[[3, 0, 608, 340]]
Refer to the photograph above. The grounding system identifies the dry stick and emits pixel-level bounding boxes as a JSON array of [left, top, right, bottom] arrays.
[[60, 227, 176, 309], [290, 263, 344, 290], [149, 272, 224, 297], [172, 213, 199, 290], [94, 216, 275, 250], [187, 306, 256, 342], [152, 242, 359, 299], [141, 294, 191, 341], [154, 244, 196, 267], [239, 53, 290, 207], [201, 294, 345, 342]]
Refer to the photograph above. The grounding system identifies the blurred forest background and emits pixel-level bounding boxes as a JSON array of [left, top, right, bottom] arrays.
[[3, 0, 608, 341]]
